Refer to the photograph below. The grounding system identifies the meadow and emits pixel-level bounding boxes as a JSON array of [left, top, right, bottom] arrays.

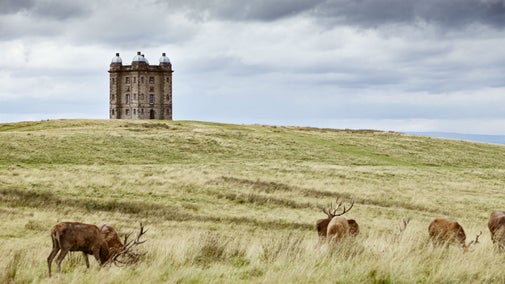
[[1, 119, 505, 283]]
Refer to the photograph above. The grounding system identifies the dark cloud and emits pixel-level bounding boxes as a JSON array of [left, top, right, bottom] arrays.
[[162, 0, 324, 21], [0, 0, 90, 19], [0, 0, 34, 14], [312, 0, 505, 29], [164, 0, 505, 29], [30, 0, 91, 20]]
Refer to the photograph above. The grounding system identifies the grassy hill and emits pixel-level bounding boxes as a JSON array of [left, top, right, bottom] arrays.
[[1, 119, 505, 283]]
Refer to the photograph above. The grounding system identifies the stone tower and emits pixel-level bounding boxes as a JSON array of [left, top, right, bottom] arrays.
[[109, 51, 173, 120]]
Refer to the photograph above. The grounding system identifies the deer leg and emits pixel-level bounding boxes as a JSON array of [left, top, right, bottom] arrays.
[[55, 249, 69, 274], [47, 247, 59, 277], [82, 252, 90, 268], [92, 249, 103, 267]]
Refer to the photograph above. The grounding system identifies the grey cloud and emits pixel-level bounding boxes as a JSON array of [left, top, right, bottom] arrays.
[[165, 0, 505, 28], [31, 0, 91, 20], [0, 0, 91, 40], [314, 0, 505, 28], [162, 0, 323, 21], [0, 0, 90, 19], [0, 0, 34, 14]]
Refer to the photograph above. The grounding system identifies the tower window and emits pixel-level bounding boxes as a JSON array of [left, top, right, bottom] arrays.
[[112, 78, 115, 84], [125, 109, 129, 115], [149, 86, 154, 92], [149, 77, 154, 84], [149, 94, 154, 104], [126, 94, 130, 104], [141, 77, 144, 83], [133, 77, 136, 83], [125, 77, 130, 84], [126, 86, 130, 92], [167, 77, 169, 83]]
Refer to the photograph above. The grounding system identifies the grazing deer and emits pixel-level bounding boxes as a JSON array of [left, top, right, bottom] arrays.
[[316, 200, 357, 242], [488, 211, 505, 250], [428, 218, 481, 251], [47, 222, 147, 277], [47, 222, 109, 277]]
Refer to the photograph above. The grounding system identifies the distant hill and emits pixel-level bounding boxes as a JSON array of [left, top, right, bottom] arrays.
[[408, 132, 505, 145]]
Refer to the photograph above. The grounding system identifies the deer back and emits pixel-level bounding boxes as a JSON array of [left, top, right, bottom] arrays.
[[488, 211, 505, 244], [51, 222, 110, 262], [429, 218, 466, 247], [327, 216, 350, 241]]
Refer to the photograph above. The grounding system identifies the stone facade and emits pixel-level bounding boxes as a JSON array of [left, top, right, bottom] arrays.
[[109, 51, 173, 120]]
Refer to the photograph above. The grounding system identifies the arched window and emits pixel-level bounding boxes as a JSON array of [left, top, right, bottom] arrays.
[[126, 94, 130, 104]]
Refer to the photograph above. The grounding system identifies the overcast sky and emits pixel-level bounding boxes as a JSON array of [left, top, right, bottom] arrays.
[[1, 0, 505, 134]]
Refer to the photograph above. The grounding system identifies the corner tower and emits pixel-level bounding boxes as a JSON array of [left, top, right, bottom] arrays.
[[109, 51, 173, 120]]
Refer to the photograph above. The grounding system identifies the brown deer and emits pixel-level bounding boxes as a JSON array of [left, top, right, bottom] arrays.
[[488, 211, 505, 250], [47, 222, 109, 277], [47, 222, 146, 277], [428, 218, 481, 251], [316, 200, 357, 242]]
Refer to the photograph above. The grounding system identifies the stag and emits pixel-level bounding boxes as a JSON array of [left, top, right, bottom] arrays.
[[428, 218, 481, 251], [47, 222, 109, 277], [47, 222, 147, 277], [488, 211, 505, 250], [316, 200, 357, 242]]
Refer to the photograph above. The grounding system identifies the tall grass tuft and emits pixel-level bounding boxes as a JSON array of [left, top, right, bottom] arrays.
[[1, 250, 21, 284], [260, 232, 305, 263]]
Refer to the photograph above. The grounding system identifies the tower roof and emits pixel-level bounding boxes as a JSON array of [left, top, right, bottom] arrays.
[[159, 52, 171, 64], [132, 51, 147, 63], [111, 52, 122, 64]]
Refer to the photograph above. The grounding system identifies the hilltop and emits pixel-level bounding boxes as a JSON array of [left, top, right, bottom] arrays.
[[1, 119, 505, 283]]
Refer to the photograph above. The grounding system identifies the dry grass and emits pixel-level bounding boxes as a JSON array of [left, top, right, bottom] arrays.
[[1, 119, 505, 283]]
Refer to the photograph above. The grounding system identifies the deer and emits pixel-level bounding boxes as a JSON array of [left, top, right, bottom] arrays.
[[428, 218, 481, 251], [488, 211, 505, 250], [47, 222, 146, 277], [316, 199, 357, 243]]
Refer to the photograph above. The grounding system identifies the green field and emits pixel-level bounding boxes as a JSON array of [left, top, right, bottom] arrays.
[[1, 119, 505, 283]]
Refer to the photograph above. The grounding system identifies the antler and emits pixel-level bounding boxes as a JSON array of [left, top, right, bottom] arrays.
[[468, 231, 482, 247], [397, 217, 411, 233], [322, 199, 354, 218], [112, 223, 148, 266]]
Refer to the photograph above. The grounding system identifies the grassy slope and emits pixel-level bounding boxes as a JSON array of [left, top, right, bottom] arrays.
[[1, 119, 505, 283]]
